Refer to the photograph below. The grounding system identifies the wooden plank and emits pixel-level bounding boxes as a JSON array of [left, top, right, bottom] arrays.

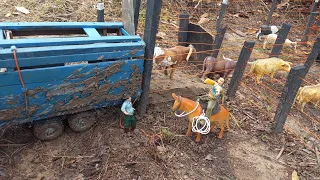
[[186, 23, 214, 66], [83, 28, 101, 37], [0, 59, 144, 87], [120, 28, 130, 36], [0, 29, 3, 40], [178, 12, 189, 47], [0, 36, 142, 48], [0, 49, 144, 68], [0, 41, 145, 60], [122, 0, 135, 35], [0, 22, 124, 30]]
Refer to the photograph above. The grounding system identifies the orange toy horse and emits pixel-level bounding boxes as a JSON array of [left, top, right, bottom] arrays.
[[171, 93, 230, 142]]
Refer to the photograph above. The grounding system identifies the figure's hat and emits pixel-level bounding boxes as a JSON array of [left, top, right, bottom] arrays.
[[203, 78, 216, 86]]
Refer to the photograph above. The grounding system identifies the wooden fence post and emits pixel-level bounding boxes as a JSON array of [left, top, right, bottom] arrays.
[[122, 0, 135, 35], [137, 0, 162, 116], [226, 41, 255, 97], [273, 37, 320, 132], [266, 0, 281, 25], [273, 66, 306, 132], [211, 27, 227, 58], [270, 23, 291, 58], [178, 12, 189, 46], [216, 0, 228, 30], [97, 1, 104, 22], [133, 0, 141, 33], [303, 36, 320, 77], [303, 11, 319, 43]]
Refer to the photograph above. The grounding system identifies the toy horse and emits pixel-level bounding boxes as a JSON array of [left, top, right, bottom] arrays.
[[171, 93, 230, 142]]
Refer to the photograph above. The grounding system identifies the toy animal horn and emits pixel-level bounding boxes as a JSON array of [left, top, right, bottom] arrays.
[[186, 46, 193, 61]]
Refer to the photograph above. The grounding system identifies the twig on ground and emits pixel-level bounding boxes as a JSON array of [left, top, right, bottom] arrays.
[[230, 113, 244, 133], [160, 21, 179, 29], [259, 0, 270, 12], [275, 146, 285, 160], [97, 154, 110, 180]]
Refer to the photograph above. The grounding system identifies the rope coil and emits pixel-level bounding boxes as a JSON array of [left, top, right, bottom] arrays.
[[191, 114, 211, 134]]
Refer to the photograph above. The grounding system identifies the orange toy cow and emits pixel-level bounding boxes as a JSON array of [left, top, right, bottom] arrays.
[[171, 93, 230, 142], [153, 45, 196, 79]]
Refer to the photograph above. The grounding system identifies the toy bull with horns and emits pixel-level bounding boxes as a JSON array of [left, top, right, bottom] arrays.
[[153, 45, 197, 79]]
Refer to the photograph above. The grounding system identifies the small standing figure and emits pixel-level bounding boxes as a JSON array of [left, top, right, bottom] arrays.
[[121, 96, 136, 133], [197, 77, 225, 118]]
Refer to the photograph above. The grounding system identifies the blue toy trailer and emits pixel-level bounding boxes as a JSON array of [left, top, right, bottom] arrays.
[[0, 22, 145, 140]]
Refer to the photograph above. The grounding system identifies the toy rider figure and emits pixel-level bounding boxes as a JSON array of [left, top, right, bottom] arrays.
[[121, 96, 136, 133], [197, 77, 225, 118]]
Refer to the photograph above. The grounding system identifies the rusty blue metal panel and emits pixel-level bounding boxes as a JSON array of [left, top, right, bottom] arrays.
[[0, 59, 144, 125], [0, 22, 145, 127], [0, 29, 3, 40], [0, 49, 144, 68], [0, 36, 142, 48], [0, 41, 145, 60]]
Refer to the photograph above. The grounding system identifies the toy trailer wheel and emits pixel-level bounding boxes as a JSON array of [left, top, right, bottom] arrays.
[[68, 112, 96, 132], [33, 118, 64, 141]]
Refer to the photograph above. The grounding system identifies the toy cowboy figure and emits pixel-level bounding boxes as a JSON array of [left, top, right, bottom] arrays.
[[121, 95, 137, 133], [197, 77, 225, 118]]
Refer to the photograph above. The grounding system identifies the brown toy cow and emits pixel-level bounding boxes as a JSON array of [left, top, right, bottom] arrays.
[[153, 45, 196, 79], [295, 84, 320, 112], [200, 55, 237, 81], [248, 57, 292, 84]]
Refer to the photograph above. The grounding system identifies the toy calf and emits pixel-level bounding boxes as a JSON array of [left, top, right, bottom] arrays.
[[263, 34, 297, 51]]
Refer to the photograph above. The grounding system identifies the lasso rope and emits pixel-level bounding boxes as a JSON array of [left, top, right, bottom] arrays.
[[174, 102, 199, 117], [191, 114, 211, 134]]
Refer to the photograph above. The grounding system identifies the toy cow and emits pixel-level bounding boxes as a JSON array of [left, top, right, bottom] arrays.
[[256, 25, 280, 41], [248, 57, 292, 84], [200, 55, 237, 81], [295, 84, 320, 112], [153, 45, 196, 79], [263, 34, 297, 51]]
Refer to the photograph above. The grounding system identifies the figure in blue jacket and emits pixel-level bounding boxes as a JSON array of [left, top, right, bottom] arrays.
[[121, 96, 136, 133]]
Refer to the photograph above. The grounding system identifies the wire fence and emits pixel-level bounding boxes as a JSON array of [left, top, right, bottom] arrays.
[[137, 0, 320, 165]]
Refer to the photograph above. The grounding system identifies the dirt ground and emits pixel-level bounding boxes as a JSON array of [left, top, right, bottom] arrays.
[[0, 0, 320, 180]]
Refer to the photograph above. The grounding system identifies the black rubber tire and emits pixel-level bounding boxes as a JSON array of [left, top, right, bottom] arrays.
[[33, 118, 64, 141], [68, 112, 96, 132]]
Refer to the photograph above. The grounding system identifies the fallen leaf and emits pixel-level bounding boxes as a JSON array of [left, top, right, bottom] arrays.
[[198, 17, 210, 25], [277, 0, 290, 9], [292, 170, 299, 180], [5, 13, 11, 17], [200, 13, 209, 19], [273, 13, 280, 17], [15, 6, 30, 14], [247, 28, 258, 35]]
